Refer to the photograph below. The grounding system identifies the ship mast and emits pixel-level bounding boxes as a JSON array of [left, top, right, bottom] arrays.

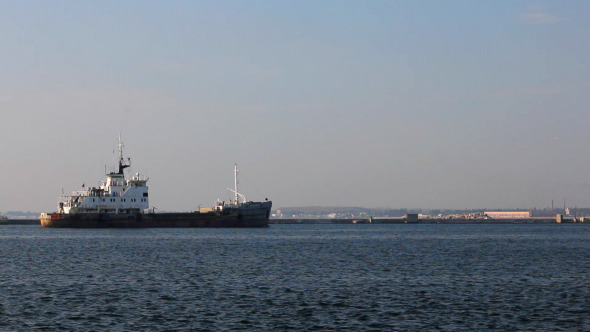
[[116, 134, 131, 175], [227, 163, 246, 205], [117, 134, 124, 163], [234, 163, 239, 205]]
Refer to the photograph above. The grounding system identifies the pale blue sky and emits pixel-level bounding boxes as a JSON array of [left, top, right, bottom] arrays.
[[1, 1, 589, 211]]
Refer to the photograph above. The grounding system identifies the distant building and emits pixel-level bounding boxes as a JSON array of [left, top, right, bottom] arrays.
[[485, 211, 530, 219]]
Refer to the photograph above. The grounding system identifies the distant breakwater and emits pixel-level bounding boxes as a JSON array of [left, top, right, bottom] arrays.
[[270, 217, 574, 224], [0, 219, 39, 225]]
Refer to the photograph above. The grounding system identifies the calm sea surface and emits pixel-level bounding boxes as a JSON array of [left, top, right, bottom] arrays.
[[1, 224, 589, 331]]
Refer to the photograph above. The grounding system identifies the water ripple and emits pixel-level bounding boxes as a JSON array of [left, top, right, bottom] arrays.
[[0, 224, 589, 330]]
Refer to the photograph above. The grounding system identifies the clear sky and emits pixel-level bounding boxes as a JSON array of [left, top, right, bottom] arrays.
[[1, 1, 589, 212]]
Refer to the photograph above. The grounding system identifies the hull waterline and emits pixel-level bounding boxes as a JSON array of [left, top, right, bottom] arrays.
[[40, 202, 272, 228]]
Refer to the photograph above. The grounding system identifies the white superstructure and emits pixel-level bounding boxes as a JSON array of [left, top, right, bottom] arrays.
[[57, 136, 149, 215]]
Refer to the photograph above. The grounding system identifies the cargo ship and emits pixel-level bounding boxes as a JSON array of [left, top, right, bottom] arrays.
[[40, 137, 271, 228]]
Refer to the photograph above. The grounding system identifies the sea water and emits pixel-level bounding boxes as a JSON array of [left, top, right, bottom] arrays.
[[1, 224, 589, 331]]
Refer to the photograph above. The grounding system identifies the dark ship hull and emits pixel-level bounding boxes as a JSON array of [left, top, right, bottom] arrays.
[[40, 201, 271, 228]]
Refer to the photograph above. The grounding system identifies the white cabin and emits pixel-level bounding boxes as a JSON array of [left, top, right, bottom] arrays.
[[58, 136, 149, 215]]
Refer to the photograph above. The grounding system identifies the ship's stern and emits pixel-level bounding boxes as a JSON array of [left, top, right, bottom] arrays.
[[39, 212, 64, 227]]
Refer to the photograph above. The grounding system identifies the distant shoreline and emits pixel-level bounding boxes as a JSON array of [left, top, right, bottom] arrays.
[[1, 218, 581, 226]]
